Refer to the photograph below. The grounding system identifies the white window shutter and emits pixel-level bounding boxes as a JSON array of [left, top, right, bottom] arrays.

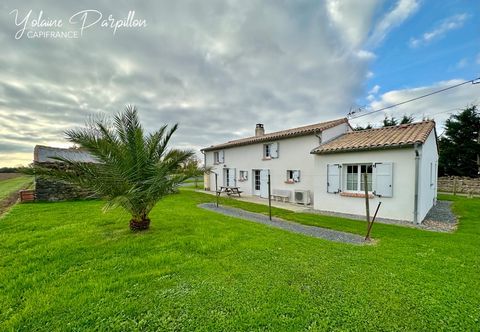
[[228, 168, 236, 187], [327, 164, 341, 193], [270, 142, 279, 158], [374, 162, 393, 197], [293, 170, 300, 182], [220, 150, 225, 163]]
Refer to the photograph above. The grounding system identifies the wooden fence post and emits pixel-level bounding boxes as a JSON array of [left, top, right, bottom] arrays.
[[364, 171, 370, 232]]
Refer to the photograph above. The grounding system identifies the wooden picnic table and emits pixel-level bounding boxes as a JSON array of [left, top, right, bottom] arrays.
[[216, 186, 243, 197]]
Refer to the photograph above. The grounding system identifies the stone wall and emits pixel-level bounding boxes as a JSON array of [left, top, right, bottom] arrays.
[[35, 177, 96, 201], [34, 162, 97, 201], [438, 176, 480, 195]]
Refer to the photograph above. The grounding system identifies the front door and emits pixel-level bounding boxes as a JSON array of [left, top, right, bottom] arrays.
[[253, 170, 261, 195], [253, 169, 269, 198]]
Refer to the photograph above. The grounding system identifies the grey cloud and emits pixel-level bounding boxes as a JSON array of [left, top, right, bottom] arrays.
[[0, 0, 381, 166]]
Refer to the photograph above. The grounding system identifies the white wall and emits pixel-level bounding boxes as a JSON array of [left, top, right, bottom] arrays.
[[204, 123, 349, 199], [313, 148, 417, 222], [417, 131, 439, 221], [205, 135, 318, 196]]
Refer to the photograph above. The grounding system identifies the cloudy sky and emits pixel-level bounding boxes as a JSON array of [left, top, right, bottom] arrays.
[[0, 0, 479, 166]]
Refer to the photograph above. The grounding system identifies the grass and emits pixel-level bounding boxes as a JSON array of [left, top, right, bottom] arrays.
[[0, 191, 479, 330], [0, 175, 33, 201]]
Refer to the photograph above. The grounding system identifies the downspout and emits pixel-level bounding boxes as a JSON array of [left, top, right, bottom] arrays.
[[201, 150, 207, 190], [414, 143, 420, 224], [314, 130, 322, 144]]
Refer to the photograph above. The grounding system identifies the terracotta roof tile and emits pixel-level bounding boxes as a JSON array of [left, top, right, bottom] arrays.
[[311, 121, 435, 154], [202, 118, 349, 151]]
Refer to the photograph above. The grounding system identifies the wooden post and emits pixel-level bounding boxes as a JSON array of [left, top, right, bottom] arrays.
[[364, 171, 370, 231], [215, 173, 219, 207], [365, 202, 381, 241], [268, 171, 272, 221], [453, 177, 457, 196]]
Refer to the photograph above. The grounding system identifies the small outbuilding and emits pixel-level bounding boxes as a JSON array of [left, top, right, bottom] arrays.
[[33, 145, 97, 201]]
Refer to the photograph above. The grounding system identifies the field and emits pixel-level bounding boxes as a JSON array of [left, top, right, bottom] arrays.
[[0, 174, 33, 201], [0, 190, 479, 331]]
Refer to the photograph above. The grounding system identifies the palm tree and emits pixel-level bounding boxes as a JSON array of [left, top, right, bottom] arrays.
[[29, 105, 194, 231]]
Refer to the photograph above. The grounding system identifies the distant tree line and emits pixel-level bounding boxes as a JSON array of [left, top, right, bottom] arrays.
[[0, 167, 20, 173]]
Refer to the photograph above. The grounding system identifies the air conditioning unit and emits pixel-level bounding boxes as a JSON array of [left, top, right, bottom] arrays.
[[294, 190, 311, 205]]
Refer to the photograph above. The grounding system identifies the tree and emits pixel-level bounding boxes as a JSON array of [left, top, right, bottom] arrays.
[[353, 124, 373, 131], [382, 116, 398, 127], [439, 105, 480, 177], [26, 105, 194, 230], [400, 114, 414, 124], [181, 156, 212, 188]]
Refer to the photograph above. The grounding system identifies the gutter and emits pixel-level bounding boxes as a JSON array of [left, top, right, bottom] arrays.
[[414, 143, 421, 224]]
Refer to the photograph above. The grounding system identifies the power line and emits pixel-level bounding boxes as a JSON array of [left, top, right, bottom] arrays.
[[348, 77, 480, 119]]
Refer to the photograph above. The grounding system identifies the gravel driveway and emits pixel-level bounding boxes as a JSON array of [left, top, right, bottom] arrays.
[[199, 203, 367, 245]]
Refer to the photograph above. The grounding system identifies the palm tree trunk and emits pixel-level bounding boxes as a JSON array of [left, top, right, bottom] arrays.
[[129, 214, 150, 231]]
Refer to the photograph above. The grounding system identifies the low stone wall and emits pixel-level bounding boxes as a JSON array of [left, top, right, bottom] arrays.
[[438, 176, 480, 195], [35, 177, 96, 201], [34, 161, 97, 201]]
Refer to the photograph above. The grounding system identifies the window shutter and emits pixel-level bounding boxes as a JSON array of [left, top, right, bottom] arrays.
[[293, 170, 300, 182], [220, 150, 225, 163], [327, 164, 341, 193], [270, 142, 279, 158], [228, 168, 236, 186], [374, 162, 393, 197]]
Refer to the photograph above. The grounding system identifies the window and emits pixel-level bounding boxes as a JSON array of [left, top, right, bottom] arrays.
[[345, 164, 372, 192], [239, 170, 248, 182], [286, 170, 300, 183], [263, 142, 279, 159], [213, 150, 224, 164], [327, 162, 393, 197], [264, 144, 271, 158], [254, 170, 261, 191]]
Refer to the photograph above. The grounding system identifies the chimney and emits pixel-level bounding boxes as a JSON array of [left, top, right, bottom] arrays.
[[255, 123, 265, 136]]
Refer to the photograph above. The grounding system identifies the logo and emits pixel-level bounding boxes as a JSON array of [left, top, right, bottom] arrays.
[[9, 9, 147, 39]]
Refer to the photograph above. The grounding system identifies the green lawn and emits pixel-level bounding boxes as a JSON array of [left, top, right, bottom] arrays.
[[0, 175, 33, 201], [0, 191, 479, 331]]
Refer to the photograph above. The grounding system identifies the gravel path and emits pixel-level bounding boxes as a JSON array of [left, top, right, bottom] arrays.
[[422, 201, 457, 232], [199, 203, 367, 245]]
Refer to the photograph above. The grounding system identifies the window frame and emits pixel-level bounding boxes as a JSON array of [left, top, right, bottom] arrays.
[[239, 170, 248, 182], [343, 163, 373, 193], [286, 170, 300, 183], [213, 150, 224, 165], [263, 143, 272, 159]]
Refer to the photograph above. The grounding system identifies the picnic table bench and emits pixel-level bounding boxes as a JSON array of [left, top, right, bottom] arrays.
[[216, 186, 243, 197]]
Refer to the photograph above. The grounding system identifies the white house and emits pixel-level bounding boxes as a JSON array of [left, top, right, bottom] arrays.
[[202, 119, 438, 224], [311, 121, 438, 223], [201, 118, 350, 201]]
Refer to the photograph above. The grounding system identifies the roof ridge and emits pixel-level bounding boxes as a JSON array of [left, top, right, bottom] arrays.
[[312, 120, 436, 154], [202, 117, 348, 151], [346, 120, 434, 134]]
